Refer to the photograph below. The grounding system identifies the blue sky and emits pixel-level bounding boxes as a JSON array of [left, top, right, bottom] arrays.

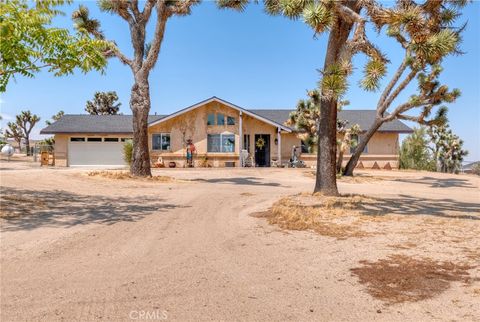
[[1, 1, 479, 160]]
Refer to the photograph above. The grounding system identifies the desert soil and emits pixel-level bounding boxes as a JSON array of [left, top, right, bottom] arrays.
[[1, 158, 479, 321]]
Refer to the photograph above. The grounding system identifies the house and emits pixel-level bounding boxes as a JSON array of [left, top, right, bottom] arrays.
[[40, 96, 412, 168]]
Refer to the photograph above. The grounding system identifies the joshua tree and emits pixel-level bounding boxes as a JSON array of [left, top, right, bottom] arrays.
[[266, 0, 387, 195], [266, 0, 467, 194], [15, 111, 40, 155], [428, 123, 468, 173], [343, 1, 466, 176], [85, 91, 121, 115], [72, 1, 245, 177], [4, 122, 23, 149], [336, 123, 360, 174], [287, 91, 350, 154], [45, 110, 65, 126]]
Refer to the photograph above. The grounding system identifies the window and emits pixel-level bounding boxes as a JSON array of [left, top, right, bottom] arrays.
[[243, 134, 250, 153], [152, 133, 171, 151], [350, 135, 368, 154], [208, 134, 235, 153], [207, 113, 215, 125], [207, 134, 221, 152], [87, 137, 102, 142], [120, 138, 132, 142], [217, 114, 225, 126], [227, 116, 235, 125], [222, 134, 235, 152], [104, 138, 119, 142], [70, 137, 85, 142]]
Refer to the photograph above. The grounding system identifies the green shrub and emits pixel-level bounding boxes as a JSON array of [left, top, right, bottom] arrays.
[[123, 140, 133, 166]]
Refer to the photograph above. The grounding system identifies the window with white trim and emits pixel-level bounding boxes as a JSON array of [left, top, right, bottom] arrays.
[[207, 134, 235, 153], [152, 133, 171, 151]]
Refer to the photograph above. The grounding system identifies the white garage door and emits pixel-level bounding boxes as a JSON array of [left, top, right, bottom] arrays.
[[68, 138, 126, 166]]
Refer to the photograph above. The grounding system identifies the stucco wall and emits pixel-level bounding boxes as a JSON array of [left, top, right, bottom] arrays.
[[300, 132, 400, 169], [148, 101, 288, 167]]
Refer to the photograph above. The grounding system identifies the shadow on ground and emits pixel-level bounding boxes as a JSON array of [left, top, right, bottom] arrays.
[[393, 176, 477, 189], [0, 187, 183, 232], [192, 176, 285, 187], [357, 194, 480, 221]]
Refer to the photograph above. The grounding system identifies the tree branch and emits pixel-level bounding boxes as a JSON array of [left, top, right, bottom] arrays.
[[140, 2, 168, 74], [142, 0, 156, 22], [128, 0, 141, 22], [379, 69, 418, 114], [376, 52, 409, 112]]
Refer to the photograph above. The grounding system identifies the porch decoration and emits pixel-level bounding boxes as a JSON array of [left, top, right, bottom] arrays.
[[255, 137, 266, 149]]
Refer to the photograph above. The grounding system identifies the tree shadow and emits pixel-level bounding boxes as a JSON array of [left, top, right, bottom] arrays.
[[393, 176, 477, 189], [0, 187, 184, 232], [192, 177, 285, 187], [356, 194, 479, 221]]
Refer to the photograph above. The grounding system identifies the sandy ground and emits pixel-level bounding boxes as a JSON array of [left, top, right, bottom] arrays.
[[1, 157, 479, 321]]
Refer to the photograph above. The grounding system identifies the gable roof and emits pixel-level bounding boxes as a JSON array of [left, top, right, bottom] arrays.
[[148, 96, 293, 132], [250, 109, 413, 133], [40, 98, 412, 135], [40, 115, 166, 134]]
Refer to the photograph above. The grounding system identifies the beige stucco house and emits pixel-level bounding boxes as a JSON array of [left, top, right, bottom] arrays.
[[41, 96, 412, 169]]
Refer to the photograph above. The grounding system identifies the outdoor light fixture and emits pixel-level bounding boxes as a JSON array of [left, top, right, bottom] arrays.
[[274, 138, 278, 145]]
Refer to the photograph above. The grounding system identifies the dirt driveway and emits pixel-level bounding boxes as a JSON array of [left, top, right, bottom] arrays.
[[1, 161, 479, 321]]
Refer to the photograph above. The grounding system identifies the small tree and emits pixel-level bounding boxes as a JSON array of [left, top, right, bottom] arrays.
[[14, 111, 40, 155], [287, 90, 357, 172], [428, 123, 468, 173], [0, 0, 109, 92], [4, 122, 23, 149], [336, 124, 361, 174], [123, 140, 133, 166], [45, 110, 65, 126], [85, 91, 121, 115], [399, 127, 434, 171], [287, 91, 350, 152]]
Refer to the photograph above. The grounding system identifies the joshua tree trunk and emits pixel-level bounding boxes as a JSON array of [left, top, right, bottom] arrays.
[[314, 19, 354, 196], [336, 148, 344, 174], [343, 119, 382, 176], [315, 97, 339, 195], [130, 78, 152, 177], [25, 137, 30, 156]]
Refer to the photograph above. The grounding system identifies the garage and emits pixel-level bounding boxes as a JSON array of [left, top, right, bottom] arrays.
[[68, 137, 126, 166]]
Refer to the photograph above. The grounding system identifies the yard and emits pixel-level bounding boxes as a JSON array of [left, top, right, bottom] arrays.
[[1, 159, 479, 321]]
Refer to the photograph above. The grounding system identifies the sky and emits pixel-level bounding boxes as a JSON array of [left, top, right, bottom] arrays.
[[1, 1, 479, 160]]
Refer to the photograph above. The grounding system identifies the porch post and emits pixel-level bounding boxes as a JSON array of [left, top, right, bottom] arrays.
[[277, 127, 281, 167], [239, 111, 243, 167]]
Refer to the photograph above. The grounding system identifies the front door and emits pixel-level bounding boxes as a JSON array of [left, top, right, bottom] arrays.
[[254, 134, 270, 167]]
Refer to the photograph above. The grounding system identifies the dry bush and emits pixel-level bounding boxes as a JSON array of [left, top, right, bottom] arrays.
[[350, 254, 476, 304], [87, 171, 174, 182], [240, 192, 255, 196], [253, 194, 378, 239]]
